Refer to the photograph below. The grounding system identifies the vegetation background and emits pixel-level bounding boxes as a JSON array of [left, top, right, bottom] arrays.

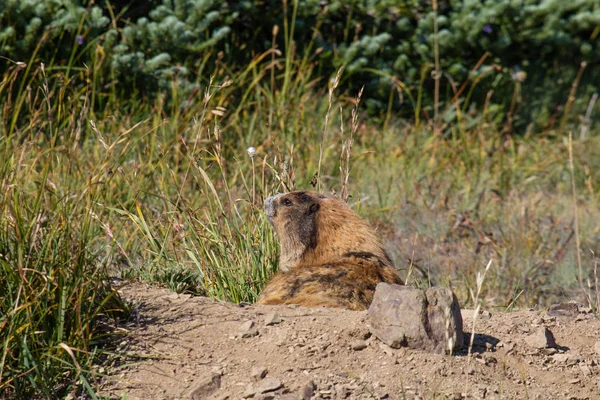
[[0, 0, 599, 398]]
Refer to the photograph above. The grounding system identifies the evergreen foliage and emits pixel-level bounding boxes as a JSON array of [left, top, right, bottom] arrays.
[[1, 0, 599, 129]]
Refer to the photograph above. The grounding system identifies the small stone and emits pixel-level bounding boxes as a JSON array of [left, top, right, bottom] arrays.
[[568, 378, 581, 384], [547, 302, 579, 318], [240, 320, 259, 338], [278, 395, 298, 400], [580, 364, 592, 377], [595, 340, 600, 356], [256, 378, 283, 393], [524, 326, 556, 349], [264, 312, 282, 326], [190, 373, 221, 400], [552, 353, 572, 364], [540, 348, 558, 356], [251, 366, 268, 380], [350, 339, 367, 351], [244, 383, 257, 398], [480, 310, 492, 319], [240, 320, 255, 331], [300, 381, 316, 400]]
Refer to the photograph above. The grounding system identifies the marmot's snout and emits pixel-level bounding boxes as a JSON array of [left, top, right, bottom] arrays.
[[264, 193, 282, 223]]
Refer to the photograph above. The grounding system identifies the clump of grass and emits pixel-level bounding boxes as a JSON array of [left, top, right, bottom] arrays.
[[0, 138, 127, 398], [0, 61, 128, 399]]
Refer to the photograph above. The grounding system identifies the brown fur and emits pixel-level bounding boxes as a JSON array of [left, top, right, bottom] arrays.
[[257, 191, 403, 310]]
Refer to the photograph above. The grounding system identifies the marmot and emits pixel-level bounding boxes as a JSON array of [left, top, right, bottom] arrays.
[[257, 191, 403, 310]]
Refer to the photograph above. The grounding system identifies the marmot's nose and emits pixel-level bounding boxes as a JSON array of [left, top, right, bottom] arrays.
[[264, 193, 283, 220]]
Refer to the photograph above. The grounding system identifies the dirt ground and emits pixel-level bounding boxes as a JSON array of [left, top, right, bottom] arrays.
[[99, 282, 600, 400]]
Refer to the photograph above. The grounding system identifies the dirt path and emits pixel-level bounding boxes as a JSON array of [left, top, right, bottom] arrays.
[[100, 283, 600, 400]]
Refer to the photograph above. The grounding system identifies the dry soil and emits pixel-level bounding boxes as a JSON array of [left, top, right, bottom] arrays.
[[99, 282, 600, 400]]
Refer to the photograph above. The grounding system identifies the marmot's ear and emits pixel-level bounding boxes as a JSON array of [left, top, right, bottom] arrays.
[[309, 202, 320, 213]]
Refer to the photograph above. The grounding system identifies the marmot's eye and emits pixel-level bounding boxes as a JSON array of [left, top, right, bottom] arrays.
[[282, 199, 293, 206]]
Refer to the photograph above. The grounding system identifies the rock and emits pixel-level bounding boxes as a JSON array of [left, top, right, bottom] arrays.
[[595, 340, 600, 356], [264, 312, 282, 326], [278, 395, 299, 400], [552, 353, 572, 364], [240, 320, 259, 338], [244, 383, 257, 398], [251, 366, 268, 380], [524, 326, 556, 349], [368, 283, 464, 354], [580, 306, 593, 313], [580, 364, 592, 377], [300, 381, 316, 400], [547, 302, 579, 318], [350, 339, 367, 351], [540, 347, 558, 356], [189, 373, 221, 400], [256, 378, 283, 393]]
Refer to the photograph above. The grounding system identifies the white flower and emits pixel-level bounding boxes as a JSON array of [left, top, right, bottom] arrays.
[[247, 147, 256, 158]]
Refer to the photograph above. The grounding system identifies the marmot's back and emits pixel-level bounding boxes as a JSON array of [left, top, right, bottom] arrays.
[[258, 252, 403, 310], [258, 191, 403, 310]]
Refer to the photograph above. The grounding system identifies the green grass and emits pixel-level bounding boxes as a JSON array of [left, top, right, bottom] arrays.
[[1, 33, 599, 398]]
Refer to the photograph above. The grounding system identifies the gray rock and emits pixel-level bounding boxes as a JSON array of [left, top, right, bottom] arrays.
[[278, 395, 299, 400], [240, 320, 259, 338], [547, 302, 579, 318], [251, 365, 268, 380], [239, 320, 254, 332], [552, 353, 573, 364], [300, 380, 316, 400], [525, 326, 556, 349], [264, 312, 282, 326], [350, 339, 367, 351], [256, 378, 283, 393], [368, 283, 464, 354], [244, 383, 257, 398], [580, 364, 592, 377], [189, 373, 221, 400]]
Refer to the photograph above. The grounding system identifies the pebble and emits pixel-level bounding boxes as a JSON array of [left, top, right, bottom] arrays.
[[251, 366, 268, 380], [239, 320, 259, 338], [552, 353, 572, 364], [264, 312, 282, 326], [300, 380, 316, 400], [350, 339, 367, 351], [547, 302, 579, 317], [595, 340, 600, 356], [524, 326, 556, 349], [189, 373, 221, 400], [243, 383, 257, 398], [256, 378, 283, 393], [580, 364, 592, 377]]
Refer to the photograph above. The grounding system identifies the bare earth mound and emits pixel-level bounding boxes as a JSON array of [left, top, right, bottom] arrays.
[[100, 283, 600, 400]]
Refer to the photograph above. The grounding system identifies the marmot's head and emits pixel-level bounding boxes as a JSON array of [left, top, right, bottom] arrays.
[[265, 191, 392, 272]]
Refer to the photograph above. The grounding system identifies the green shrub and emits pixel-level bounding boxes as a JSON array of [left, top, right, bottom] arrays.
[[1, 0, 598, 131]]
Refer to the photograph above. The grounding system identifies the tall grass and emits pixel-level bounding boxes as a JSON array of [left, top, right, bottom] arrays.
[[0, 65, 128, 398], [1, 23, 599, 397]]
